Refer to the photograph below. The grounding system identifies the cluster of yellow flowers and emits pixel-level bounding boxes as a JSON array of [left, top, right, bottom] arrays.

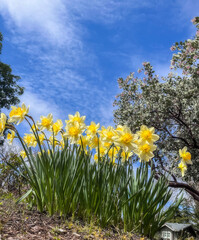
[[0, 103, 192, 175], [178, 147, 192, 177]]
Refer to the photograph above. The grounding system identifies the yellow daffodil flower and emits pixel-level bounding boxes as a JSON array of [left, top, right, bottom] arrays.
[[23, 133, 37, 147], [7, 130, 15, 144], [51, 119, 63, 135], [9, 103, 29, 124], [120, 150, 133, 162], [89, 135, 101, 149], [66, 112, 86, 126], [37, 113, 53, 131], [179, 147, 192, 165], [49, 135, 58, 146], [137, 125, 159, 144], [38, 133, 45, 145], [178, 161, 187, 177], [113, 125, 137, 152], [77, 135, 90, 151], [0, 113, 7, 135], [135, 143, 157, 162], [100, 126, 116, 144], [64, 122, 85, 144], [116, 125, 124, 131], [86, 122, 100, 136], [20, 150, 27, 159]]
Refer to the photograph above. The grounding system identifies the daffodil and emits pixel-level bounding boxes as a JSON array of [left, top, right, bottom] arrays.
[[77, 135, 90, 151], [20, 150, 27, 159], [49, 135, 58, 146], [38, 133, 45, 145], [179, 147, 192, 165], [0, 113, 7, 135], [37, 114, 53, 131], [137, 125, 159, 144], [66, 112, 86, 126], [178, 161, 187, 177], [64, 122, 85, 144], [116, 125, 125, 131], [7, 130, 15, 144], [113, 125, 137, 152], [9, 103, 29, 124], [23, 133, 37, 147], [120, 150, 133, 162], [100, 126, 116, 144], [86, 122, 100, 136], [89, 135, 101, 149], [135, 143, 156, 162], [107, 146, 118, 162], [51, 119, 63, 135]]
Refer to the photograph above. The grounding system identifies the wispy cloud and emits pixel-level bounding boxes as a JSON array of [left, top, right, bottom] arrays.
[[0, 0, 197, 128]]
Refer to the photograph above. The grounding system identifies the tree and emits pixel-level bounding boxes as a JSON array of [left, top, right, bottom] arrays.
[[113, 17, 199, 201], [0, 32, 24, 111]]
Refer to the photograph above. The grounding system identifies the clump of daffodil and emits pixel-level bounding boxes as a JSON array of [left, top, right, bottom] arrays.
[[7, 130, 15, 144], [86, 121, 100, 136], [64, 122, 85, 144], [0, 113, 7, 135], [135, 143, 157, 162], [113, 125, 137, 152], [51, 119, 63, 135], [66, 112, 86, 126], [178, 161, 187, 177], [23, 133, 37, 147], [37, 113, 53, 131], [137, 125, 159, 144], [9, 103, 29, 124], [179, 147, 192, 165]]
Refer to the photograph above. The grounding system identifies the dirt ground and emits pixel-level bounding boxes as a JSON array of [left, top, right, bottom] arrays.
[[0, 191, 141, 240]]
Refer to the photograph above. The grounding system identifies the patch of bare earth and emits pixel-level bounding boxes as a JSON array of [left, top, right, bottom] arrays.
[[0, 191, 141, 240]]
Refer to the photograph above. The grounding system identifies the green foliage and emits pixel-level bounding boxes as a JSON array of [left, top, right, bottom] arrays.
[[0, 145, 25, 193], [0, 32, 24, 110], [113, 18, 199, 183], [15, 141, 181, 238]]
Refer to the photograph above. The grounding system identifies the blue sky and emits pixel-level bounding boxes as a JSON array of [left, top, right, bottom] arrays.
[[0, 0, 198, 131]]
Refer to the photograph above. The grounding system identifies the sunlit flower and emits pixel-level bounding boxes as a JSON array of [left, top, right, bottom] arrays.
[[23, 133, 37, 147], [20, 150, 27, 159], [7, 130, 15, 144], [38, 133, 45, 145], [51, 119, 63, 135], [178, 161, 187, 177], [179, 147, 192, 165], [100, 126, 116, 144], [135, 143, 157, 162], [86, 122, 100, 136], [113, 125, 137, 152], [37, 114, 53, 131], [9, 103, 29, 124], [137, 125, 159, 144], [64, 122, 85, 144], [49, 135, 58, 146], [30, 124, 40, 132], [89, 135, 101, 149], [0, 113, 7, 135], [77, 135, 90, 151], [66, 112, 86, 126], [120, 150, 133, 162]]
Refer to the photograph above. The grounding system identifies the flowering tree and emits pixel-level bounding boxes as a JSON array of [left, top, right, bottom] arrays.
[[113, 17, 199, 201]]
